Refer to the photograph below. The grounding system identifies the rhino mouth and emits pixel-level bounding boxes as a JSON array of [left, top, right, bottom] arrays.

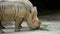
[[30, 27, 40, 30]]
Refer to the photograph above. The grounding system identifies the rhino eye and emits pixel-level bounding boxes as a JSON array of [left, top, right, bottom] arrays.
[[32, 21, 34, 23], [32, 20, 35, 23]]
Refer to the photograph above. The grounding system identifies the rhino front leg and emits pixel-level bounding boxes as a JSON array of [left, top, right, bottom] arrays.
[[18, 19, 23, 29], [15, 18, 23, 32]]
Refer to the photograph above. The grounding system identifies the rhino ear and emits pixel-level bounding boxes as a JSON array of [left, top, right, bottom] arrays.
[[33, 6, 38, 14]]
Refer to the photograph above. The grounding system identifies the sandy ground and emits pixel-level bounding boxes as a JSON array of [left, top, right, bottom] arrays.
[[1, 21, 60, 34]]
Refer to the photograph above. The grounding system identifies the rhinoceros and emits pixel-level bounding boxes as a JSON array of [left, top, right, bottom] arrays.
[[0, 0, 34, 29], [0, 1, 41, 32]]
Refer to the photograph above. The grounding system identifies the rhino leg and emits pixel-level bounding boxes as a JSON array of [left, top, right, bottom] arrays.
[[0, 21, 5, 29], [0, 29, 4, 33], [19, 25, 22, 28], [15, 18, 23, 32], [18, 19, 24, 29]]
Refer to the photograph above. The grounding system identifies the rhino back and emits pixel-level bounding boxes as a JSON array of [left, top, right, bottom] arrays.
[[0, 2, 30, 22]]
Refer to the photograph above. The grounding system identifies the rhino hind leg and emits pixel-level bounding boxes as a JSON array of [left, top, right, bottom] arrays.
[[0, 29, 4, 33], [0, 21, 5, 29]]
